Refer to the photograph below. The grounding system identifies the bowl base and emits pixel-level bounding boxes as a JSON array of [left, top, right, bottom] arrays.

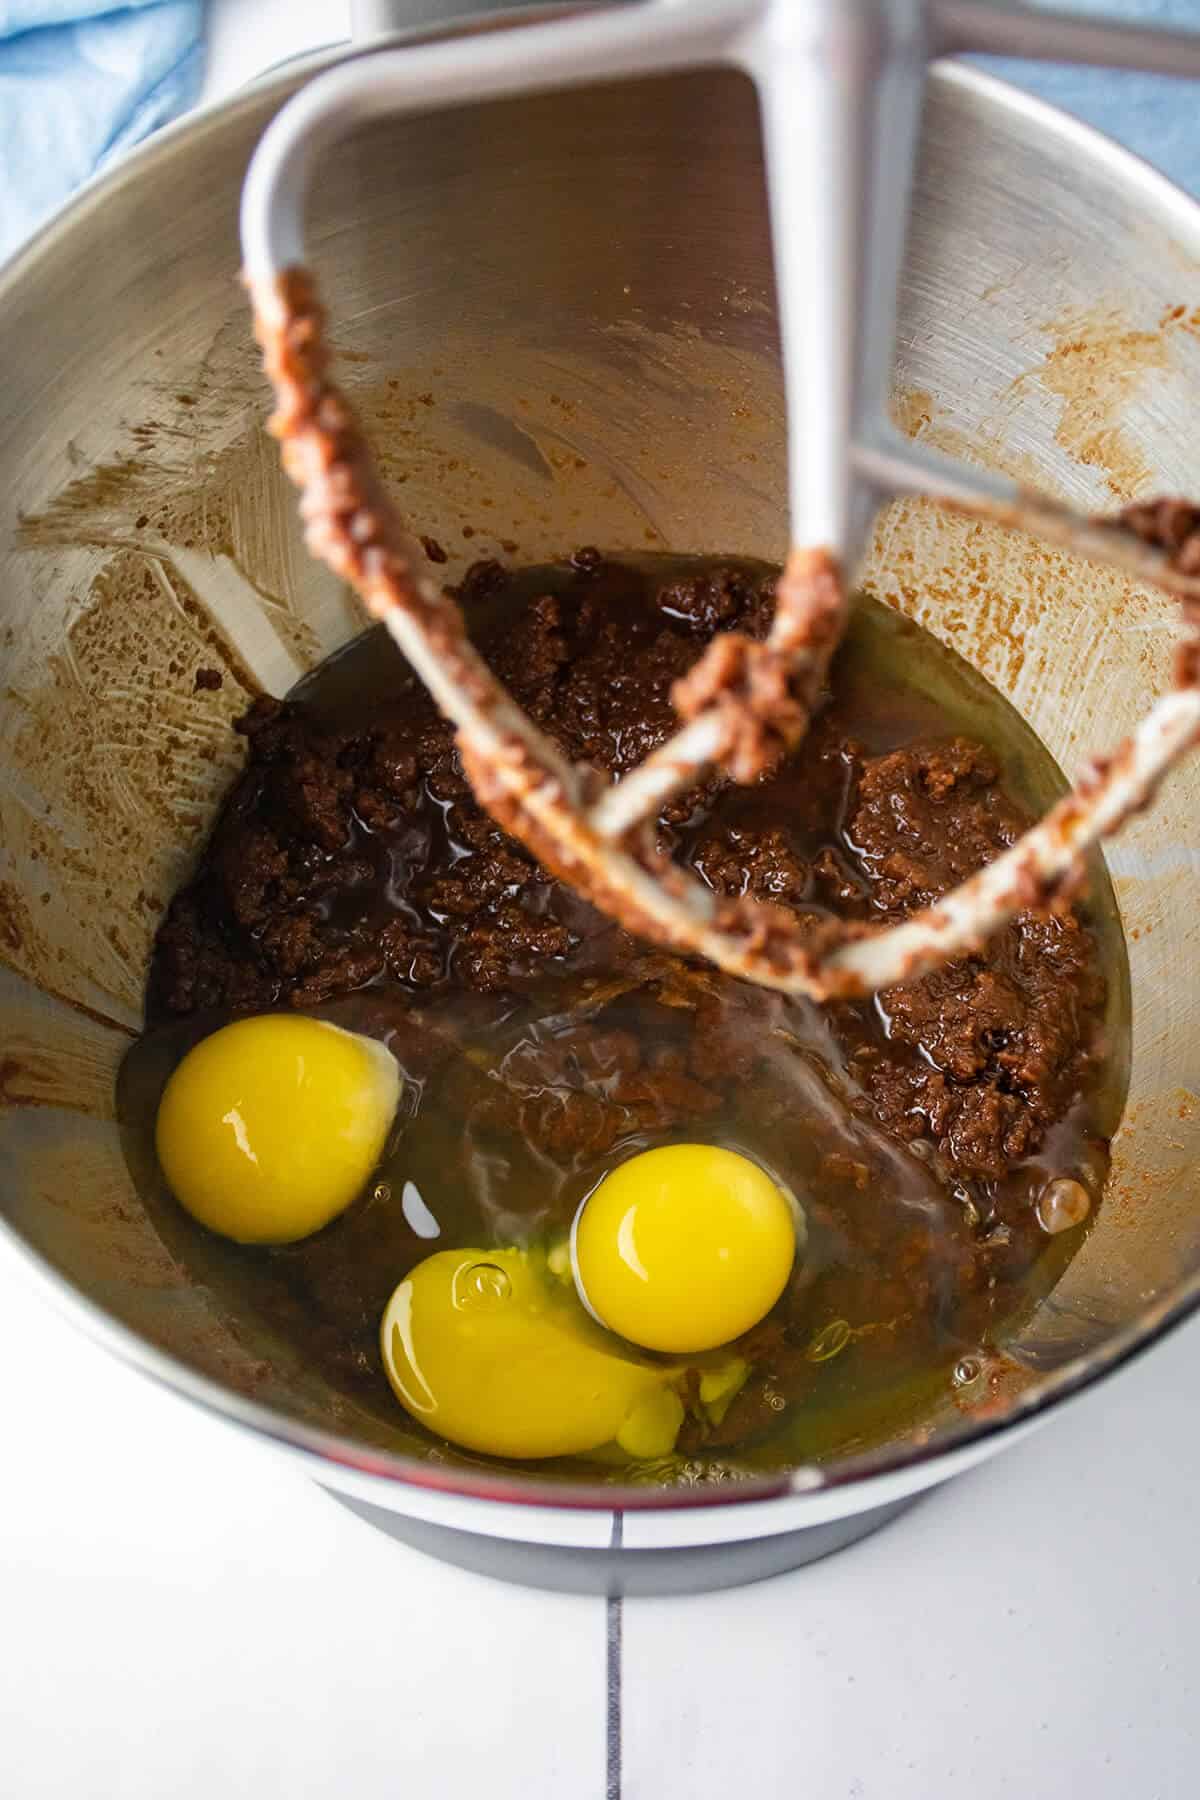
[[325, 1487, 924, 1595]]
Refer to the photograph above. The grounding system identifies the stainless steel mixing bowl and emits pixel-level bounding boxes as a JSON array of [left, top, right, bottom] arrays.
[[2, 20, 1199, 1592]]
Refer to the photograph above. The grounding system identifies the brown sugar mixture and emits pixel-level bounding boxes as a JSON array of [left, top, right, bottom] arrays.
[[126, 553, 1127, 1476]]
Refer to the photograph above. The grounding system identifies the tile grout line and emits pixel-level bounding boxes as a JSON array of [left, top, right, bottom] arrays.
[[606, 1512, 623, 1800]]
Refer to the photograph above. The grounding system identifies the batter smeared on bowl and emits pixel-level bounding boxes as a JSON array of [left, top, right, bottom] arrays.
[[120, 552, 1127, 1477]]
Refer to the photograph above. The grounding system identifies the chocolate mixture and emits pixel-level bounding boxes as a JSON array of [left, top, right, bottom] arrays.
[[142, 553, 1117, 1466]]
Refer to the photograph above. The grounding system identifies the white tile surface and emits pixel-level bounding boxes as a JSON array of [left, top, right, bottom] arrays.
[[7, 1235, 1200, 1798], [0, 1266, 605, 1800], [623, 1317, 1200, 1799], [200, 0, 351, 105], [4, 9, 1199, 1799]]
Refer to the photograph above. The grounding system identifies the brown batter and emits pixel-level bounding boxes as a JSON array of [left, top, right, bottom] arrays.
[[245, 269, 1200, 1005], [139, 552, 1118, 1468]]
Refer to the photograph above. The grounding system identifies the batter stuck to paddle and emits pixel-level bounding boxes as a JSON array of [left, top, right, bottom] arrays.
[[236, 0, 1200, 1003], [243, 265, 1200, 1002]]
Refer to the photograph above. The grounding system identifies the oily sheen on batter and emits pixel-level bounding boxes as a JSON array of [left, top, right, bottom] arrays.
[[126, 552, 1124, 1475]]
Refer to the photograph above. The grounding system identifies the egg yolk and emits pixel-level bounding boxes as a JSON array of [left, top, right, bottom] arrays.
[[572, 1143, 796, 1353], [380, 1247, 688, 1461], [155, 1014, 400, 1245]]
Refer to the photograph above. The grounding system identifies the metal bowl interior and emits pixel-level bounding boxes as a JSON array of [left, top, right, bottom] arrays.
[[2, 53, 1199, 1514]]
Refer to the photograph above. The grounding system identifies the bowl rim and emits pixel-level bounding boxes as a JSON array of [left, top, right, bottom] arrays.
[[3, 44, 1200, 1517]]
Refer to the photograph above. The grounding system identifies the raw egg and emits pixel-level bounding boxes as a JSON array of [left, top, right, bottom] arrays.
[[572, 1143, 797, 1353], [380, 1247, 689, 1461], [155, 1014, 400, 1244]]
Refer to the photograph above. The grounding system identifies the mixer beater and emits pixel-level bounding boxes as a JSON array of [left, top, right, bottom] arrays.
[[240, 0, 1200, 999]]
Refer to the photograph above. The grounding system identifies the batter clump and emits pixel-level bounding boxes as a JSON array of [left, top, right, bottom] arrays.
[[153, 553, 1105, 1182], [141, 552, 1118, 1462]]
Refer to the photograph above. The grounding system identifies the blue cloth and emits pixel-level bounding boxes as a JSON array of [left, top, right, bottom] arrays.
[[0, 0, 202, 260], [983, 0, 1200, 197]]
